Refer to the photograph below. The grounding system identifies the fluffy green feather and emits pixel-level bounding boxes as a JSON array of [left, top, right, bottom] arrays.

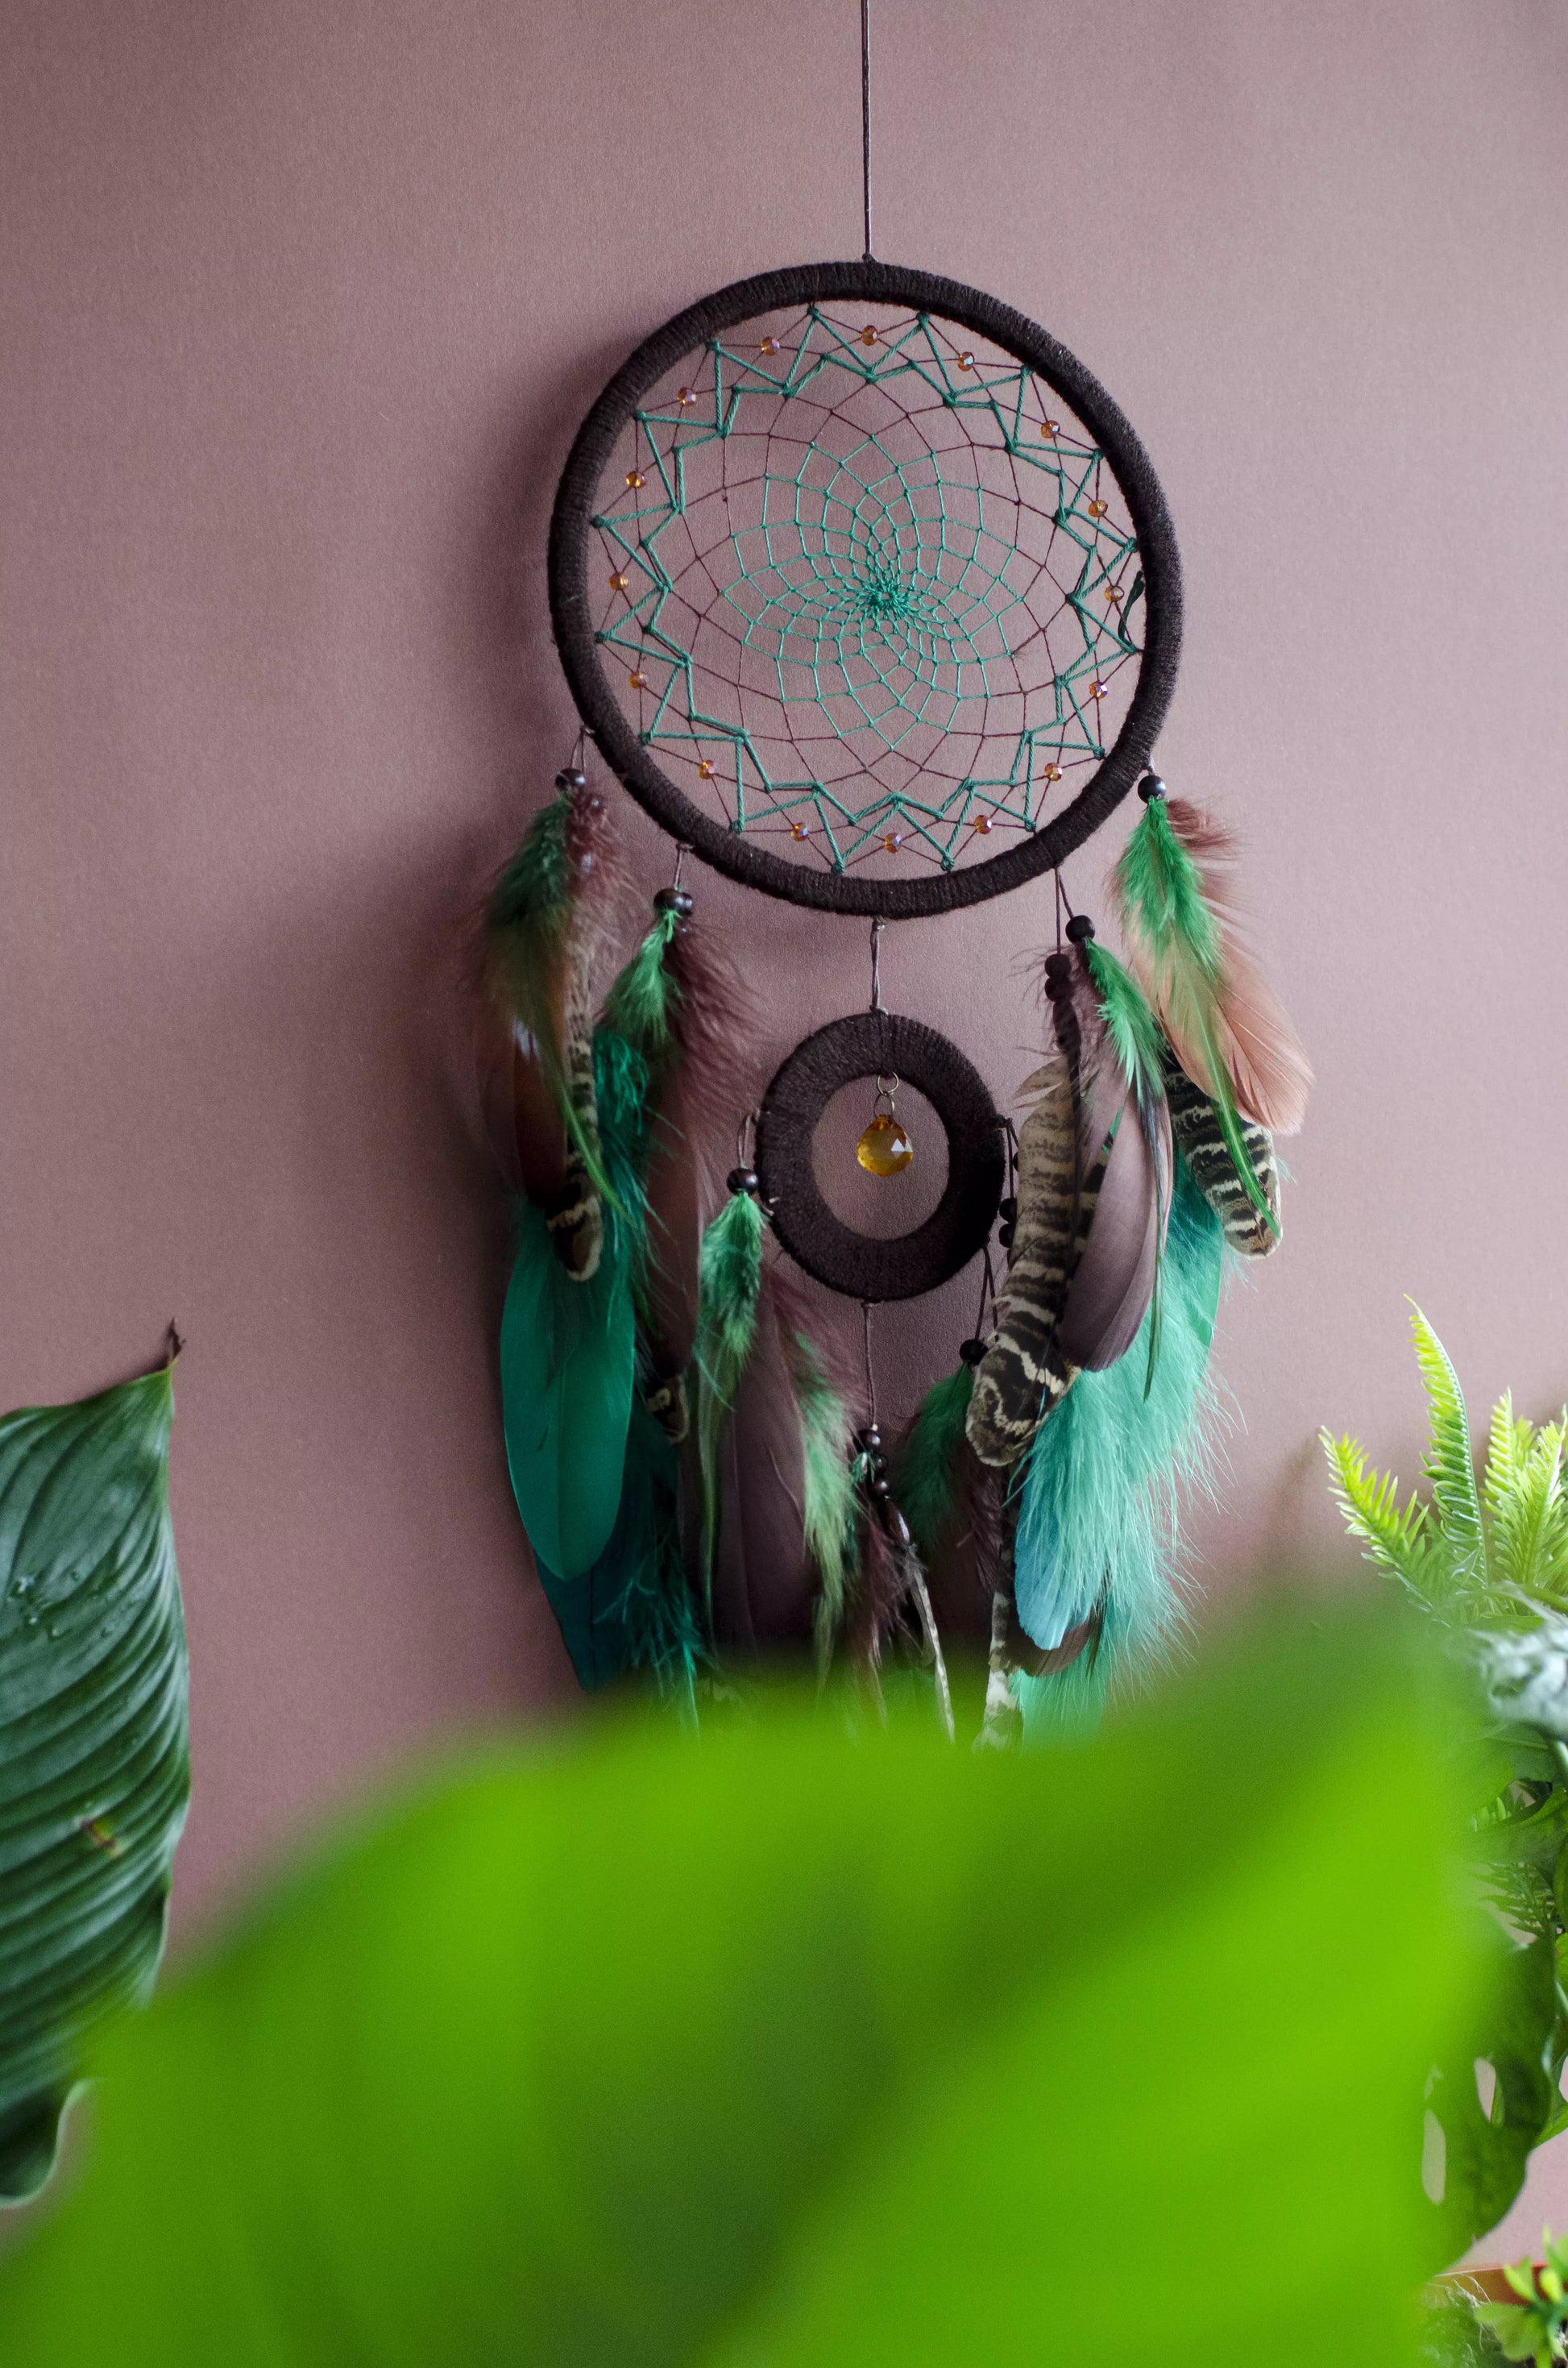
[[694, 1191, 767, 1595], [1013, 1151, 1223, 1716], [602, 907, 681, 1070], [893, 1365, 975, 1568], [592, 1025, 651, 1286], [1084, 936, 1165, 1108], [784, 1327, 857, 1661], [1111, 797, 1273, 1228]]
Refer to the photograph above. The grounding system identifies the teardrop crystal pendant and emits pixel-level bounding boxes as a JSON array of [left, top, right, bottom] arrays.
[[856, 1113, 914, 1177]]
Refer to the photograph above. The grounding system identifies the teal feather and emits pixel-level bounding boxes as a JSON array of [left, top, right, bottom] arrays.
[[499, 1199, 637, 1581], [535, 1394, 704, 1696], [893, 1366, 975, 1568], [695, 1191, 767, 1593], [1012, 1151, 1223, 1710], [592, 1025, 651, 1286]]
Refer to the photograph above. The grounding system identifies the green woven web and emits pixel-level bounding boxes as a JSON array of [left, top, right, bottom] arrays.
[[591, 302, 1143, 874]]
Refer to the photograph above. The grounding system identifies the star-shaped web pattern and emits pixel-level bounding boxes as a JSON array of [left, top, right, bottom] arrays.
[[590, 303, 1143, 875]]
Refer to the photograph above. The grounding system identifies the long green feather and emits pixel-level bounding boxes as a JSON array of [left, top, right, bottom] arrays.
[[783, 1327, 857, 1662], [1014, 1151, 1223, 1728], [893, 1366, 975, 1568], [694, 1191, 766, 1595], [1112, 797, 1273, 1227], [500, 1201, 637, 1581]]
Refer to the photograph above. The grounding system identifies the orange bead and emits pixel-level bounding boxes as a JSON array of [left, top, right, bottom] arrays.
[[956, 351, 974, 372], [625, 470, 645, 489], [1089, 679, 1109, 699], [677, 386, 697, 406], [608, 571, 629, 592], [1104, 585, 1122, 604], [628, 670, 649, 690], [1043, 763, 1063, 782], [1088, 497, 1108, 518], [760, 335, 780, 355], [973, 812, 993, 835], [696, 758, 716, 779], [861, 324, 878, 346], [1041, 419, 1060, 439], [882, 830, 902, 852], [790, 818, 811, 840]]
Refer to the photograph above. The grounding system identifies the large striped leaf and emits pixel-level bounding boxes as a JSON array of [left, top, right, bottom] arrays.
[[0, 1364, 188, 2203]]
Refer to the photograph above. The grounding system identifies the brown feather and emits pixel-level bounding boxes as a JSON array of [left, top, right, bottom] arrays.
[[1154, 798, 1312, 1136], [710, 1277, 814, 1654], [1056, 1065, 1172, 1372]]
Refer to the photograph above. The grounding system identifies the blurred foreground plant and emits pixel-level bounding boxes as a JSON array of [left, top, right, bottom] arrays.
[[1473, 2232, 1568, 2364], [0, 1603, 1486, 2366], [1325, 1308, 1568, 2259]]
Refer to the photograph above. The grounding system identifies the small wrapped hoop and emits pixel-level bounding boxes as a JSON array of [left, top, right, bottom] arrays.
[[756, 1012, 1004, 1302]]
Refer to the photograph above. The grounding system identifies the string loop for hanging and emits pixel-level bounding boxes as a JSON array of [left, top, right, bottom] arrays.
[[860, 0, 874, 262]]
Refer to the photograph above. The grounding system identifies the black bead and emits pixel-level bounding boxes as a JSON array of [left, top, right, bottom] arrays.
[[555, 767, 588, 791], [726, 1167, 759, 1196], [1064, 913, 1095, 943], [959, 1336, 985, 1365], [869, 1450, 888, 1476], [998, 1221, 1015, 1248], [881, 1503, 912, 1552], [998, 1196, 1018, 1223], [1139, 773, 1166, 803], [854, 1423, 882, 1454], [1042, 951, 1073, 996], [868, 1474, 890, 1500], [654, 887, 695, 917]]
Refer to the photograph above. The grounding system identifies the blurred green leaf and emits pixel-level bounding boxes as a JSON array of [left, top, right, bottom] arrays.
[[0, 1367, 187, 2202], [0, 1604, 1481, 2365]]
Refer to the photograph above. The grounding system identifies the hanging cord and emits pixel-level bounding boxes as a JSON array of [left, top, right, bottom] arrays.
[[860, 1299, 878, 1431], [868, 917, 884, 1012], [860, 0, 874, 262]]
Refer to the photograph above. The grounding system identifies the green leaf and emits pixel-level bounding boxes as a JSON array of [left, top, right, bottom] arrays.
[[1410, 1306, 1489, 1594], [1321, 1429, 1443, 1598], [0, 1365, 188, 2203], [0, 1604, 1483, 2364], [1486, 1394, 1533, 1518], [1425, 1924, 1562, 2260], [1491, 1427, 1568, 1603]]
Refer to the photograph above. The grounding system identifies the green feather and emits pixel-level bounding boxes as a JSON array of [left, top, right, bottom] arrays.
[[893, 1366, 975, 1568], [1084, 937, 1164, 1107], [592, 1025, 651, 1286], [484, 791, 615, 1206], [783, 1327, 857, 1660], [602, 908, 682, 1070], [1014, 1151, 1223, 1734], [694, 1191, 767, 1594], [1112, 799, 1275, 1230], [500, 1199, 637, 1580]]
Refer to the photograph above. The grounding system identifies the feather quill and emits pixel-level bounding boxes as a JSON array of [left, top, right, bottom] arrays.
[[483, 781, 623, 1277], [1111, 790, 1306, 1226]]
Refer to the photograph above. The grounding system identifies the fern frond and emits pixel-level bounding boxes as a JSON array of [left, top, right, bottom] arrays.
[[1408, 1305, 1488, 1592], [1321, 1431, 1442, 1600], [1492, 1424, 1568, 1606], [1485, 1391, 1533, 1518]]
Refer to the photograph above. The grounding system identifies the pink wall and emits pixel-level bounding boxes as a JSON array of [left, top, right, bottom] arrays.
[[4, 0, 1568, 2252]]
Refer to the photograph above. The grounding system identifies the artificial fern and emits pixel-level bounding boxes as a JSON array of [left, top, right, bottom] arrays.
[[1321, 1305, 1568, 1626]]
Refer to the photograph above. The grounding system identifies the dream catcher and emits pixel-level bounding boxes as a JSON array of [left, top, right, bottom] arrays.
[[478, 183, 1309, 1734]]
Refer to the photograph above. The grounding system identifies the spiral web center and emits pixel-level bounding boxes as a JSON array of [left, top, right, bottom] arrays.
[[590, 302, 1143, 874]]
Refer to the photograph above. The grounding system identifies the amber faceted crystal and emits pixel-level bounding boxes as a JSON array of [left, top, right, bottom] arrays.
[[855, 1113, 914, 1176]]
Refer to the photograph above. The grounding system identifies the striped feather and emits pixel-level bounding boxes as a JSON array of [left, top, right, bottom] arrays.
[[1162, 1049, 1280, 1257], [965, 1056, 1081, 1469]]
